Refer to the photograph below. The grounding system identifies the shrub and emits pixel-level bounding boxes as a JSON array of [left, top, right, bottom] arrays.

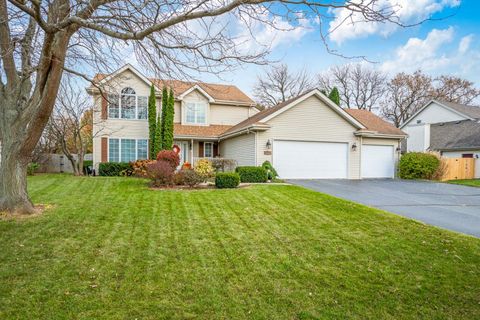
[[146, 160, 175, 187], [156, 150, 180, 169], [27, 162, 39, 176], [211, 158, 237, 172], [194, 159, 214, 181], [131, 159, 155, 177], [235, 166, 268, 183], [398, 152, 441, 180], [99, 162, 133, 176], [215, 172, 240, 188], [174, 169, 203, 187], [261, 161, 278, 180]]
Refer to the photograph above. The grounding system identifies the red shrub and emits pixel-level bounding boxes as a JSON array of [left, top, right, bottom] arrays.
[[156, 150, 180, 169], [146, 160, 175, 187]]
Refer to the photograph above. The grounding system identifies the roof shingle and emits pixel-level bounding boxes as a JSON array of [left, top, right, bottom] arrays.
[[430, 120, 480, 151], [93, 73, 254, 105], [436, 100, 480, 119], [174, 124, 232, 138], [344, 109, 406, 136]]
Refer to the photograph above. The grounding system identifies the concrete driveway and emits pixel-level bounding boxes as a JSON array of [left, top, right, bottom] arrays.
[[289, 179, 480, 238]]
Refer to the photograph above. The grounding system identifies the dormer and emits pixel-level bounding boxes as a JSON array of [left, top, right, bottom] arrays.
[[178, 85, 215, 126]]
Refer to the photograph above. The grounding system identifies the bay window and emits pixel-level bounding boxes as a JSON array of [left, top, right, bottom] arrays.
[[185, 102, 206, 124], [107, 87, 148, 120], [108, 138, 149, 162]]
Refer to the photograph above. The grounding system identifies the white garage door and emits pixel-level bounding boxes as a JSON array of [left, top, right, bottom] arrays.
[[361, 145, 394, 178], [273, 140, 348, 179]]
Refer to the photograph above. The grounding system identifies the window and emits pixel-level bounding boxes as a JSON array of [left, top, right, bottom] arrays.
[[137, 139, 148, 160], [121, 139, 136, 162], [109, 139, 120, 162], [108, 87, 148, 120], [108, 94, 119, 118], [137, 96, 148, 119], [109, 138, 149, 162], [462, 153, 474, 158], [204, 142, 213, 158], [185, 102, 206, 124]]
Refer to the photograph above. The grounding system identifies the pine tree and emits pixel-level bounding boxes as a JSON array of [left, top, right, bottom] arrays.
[[148, 85, 157, 159], [162, 88, 175, 150], [153, 113, 162, 158], [160, 87, 169, 150], [328, 87, 340, 106]]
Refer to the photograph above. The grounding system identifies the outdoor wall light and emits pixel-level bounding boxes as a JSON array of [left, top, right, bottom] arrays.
[[266, 139, 272, 150], [396, 147, 401, 152], [351, 142, 357, 151]]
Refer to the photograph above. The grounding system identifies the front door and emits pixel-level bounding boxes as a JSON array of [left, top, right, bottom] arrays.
[[179, 142, 189, 164]]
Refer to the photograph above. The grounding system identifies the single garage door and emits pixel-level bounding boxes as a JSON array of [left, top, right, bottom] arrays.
[[273, 140, 348, 179], [361, 145, 394, 178]]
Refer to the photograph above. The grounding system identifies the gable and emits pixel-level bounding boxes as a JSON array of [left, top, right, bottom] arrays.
[[402, 101, 470, 127], [101, 69, 152, 96], [264, 95, 358, 140]]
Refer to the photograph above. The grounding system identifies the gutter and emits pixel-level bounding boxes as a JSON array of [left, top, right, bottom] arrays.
[[354, 131, 408, 139], [219, 124, 270, 141]]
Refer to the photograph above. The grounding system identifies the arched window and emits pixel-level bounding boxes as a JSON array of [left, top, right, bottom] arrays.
[[107, 87, 148, 120], [121, 87, 136, 119]]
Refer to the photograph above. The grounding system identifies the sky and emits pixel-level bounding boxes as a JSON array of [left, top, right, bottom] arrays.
[[119, 0, 480, 98]]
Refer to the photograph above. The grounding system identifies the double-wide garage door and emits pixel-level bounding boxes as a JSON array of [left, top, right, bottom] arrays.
[[273, 140, 395, 179], [273, 140, 348, 179]]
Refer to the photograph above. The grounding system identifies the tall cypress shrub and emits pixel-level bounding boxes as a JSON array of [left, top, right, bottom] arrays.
[[328, 87, 340, 106], [153, 114, 162, 157], [162, 88, 175, 150], [148, 85, 157, 159], [160, 87, 169, 150]]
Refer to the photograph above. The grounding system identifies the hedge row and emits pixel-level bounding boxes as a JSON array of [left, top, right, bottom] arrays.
[[235, 166, 268, 183], [398, 152, 440, 180]]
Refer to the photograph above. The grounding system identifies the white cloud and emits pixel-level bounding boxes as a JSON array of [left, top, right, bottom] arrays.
[[234, 11, 316, 51], [380, 27, 480, 83], [329, 0, 460, 44], [458, 34, 474, 54]]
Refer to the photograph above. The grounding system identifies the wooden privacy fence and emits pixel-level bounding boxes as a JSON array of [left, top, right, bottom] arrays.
[[441, 158, 475, 181]]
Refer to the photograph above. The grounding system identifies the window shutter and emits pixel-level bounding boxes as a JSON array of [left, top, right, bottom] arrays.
[[213, 143, 218, 157], [101, 137, 108, 162], [198, 142, 204, 157], [101, 95, 108, 120]]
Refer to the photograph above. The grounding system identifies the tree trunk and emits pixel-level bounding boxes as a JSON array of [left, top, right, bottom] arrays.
[[0, 140, 35, 214]]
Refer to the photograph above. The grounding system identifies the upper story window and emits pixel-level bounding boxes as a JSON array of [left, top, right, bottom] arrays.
[[185, 102, 206, 124], [108, 87, 148, 120]]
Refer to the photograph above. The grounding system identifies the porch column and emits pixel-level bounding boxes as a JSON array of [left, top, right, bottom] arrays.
[[190, 139, 194, 165]]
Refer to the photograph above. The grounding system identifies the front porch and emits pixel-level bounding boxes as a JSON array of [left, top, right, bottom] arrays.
[[174, 139, 220, 166]]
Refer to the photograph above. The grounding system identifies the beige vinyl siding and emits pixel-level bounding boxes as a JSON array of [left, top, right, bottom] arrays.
[[210, 104, 256, 125], [256, 95, 362, 179], [220, 133, 256, 166]]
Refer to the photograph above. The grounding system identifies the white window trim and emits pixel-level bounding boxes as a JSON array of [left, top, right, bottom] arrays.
[[108, 89, 148, 121], [108, 138, 148, 162], [183, 100, 208, 125], [204, 142, 213, 158]]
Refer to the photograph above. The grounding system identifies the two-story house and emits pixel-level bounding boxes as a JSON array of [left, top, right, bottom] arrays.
[[401, 100, 480, 177], [88, 64, 406, 179]]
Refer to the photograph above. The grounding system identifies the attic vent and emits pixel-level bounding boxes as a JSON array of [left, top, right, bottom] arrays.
[[416, 120, 422, 124], [439, 123, 445, 126], [456, 120, 461, 124]]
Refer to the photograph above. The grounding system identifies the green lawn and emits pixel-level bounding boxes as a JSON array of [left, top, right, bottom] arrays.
[[1, 175, 479, 319], [448, 179, 480, 188]]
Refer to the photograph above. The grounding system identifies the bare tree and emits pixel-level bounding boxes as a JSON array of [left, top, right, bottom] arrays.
[[317, 64, 386, 110], [433, 75, 480, 105], [253, 64, 314, 107], [381, 71, 480, 127], [380, 71, 433, 127], [0, 0, 424, 214], [47, 79, 92, 176]]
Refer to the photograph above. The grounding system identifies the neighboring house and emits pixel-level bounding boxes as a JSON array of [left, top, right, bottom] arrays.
[[401, 100, 480, 178], [88, 64, 406, 179]]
